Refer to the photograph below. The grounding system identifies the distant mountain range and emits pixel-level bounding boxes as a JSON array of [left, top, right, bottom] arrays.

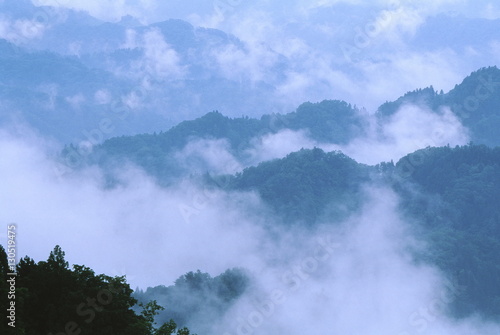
[[61, 64, 499, 321], [65, 66, 499, 186], [1, 1, 499, 332], [1, 0, 500, 143]]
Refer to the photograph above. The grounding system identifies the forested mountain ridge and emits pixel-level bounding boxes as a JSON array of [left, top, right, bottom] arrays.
[[75, 66, 500, 186], [77, 100, 364, 184], [133, 269, 249, 335], [391, 145, 500, 318], [2, 1, 500, 334], [224, 148, 372, 224], [377, 66, 500, 146], [57, 66, 500, 323], [218, 144, 500, 319], [5, 145, 499, 333]]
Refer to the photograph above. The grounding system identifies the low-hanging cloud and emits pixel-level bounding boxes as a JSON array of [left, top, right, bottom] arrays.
[[0, 16, 46, 44], [235, 103, 469, 166], [0, 127, 266, 289], [118, 27, 186, 82], [0, 124, 498, 335], [174, 138, 243, 175], [338, 104, 470, 164], [212, 187, 500, 335]]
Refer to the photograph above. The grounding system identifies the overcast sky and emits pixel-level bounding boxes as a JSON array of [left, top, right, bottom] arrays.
[[33, 0, 500, 111], [31, 0, 500, 25], [0, 3, 499, 334]]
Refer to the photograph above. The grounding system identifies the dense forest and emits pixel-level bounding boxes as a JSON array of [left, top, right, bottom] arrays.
[[57, 66, 500, 329], [73, 66, 500, 187], [4, 66, 500, 333], [2, 1, 500, 334], [0, 245, 200, 335], [133, 269, 249, 334], [9, 144, 500, 332], [392, 145, 500, 318], [67, 99, 364, 184], [220, 144, 500, 319]]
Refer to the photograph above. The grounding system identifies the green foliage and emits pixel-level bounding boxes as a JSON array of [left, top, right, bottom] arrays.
[[287, 100, 367, 143], [134, 268, 249, 332], [88, 100, 366, 185], [156, 319, 178, 335], [155, 319, 194, 335], [393, 145, 500, 318], [139, 300, 165, 334], [0, 245, 196, 335], [228, 148, 372, 224]]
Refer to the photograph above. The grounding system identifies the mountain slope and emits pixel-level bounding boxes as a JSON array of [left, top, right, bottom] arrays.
[[382, 145, 500, 318], [226, 147, 371, 224], [80, 100, 366, 183], [377, 66, 500, 146]]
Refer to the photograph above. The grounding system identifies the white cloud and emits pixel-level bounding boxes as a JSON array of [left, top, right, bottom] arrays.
[[241, 103, 469, 167], [122, 28, 139, 49], [114, 28, 186, 82], [490, 40, 500, 62], [65, 93, 86, 109], [121, 90, 143, 109], [244, 129, 316, 165], [36, 83, 59, 110], [0, 119, 495, 335], [0, 16, 46, 44], [94, 89, 112, 104], [334, 105, 470, 165], [346, 49, 467, 110], [215, 186, 500, 335], [175, 138, 243, 175], [141, 28, 186, 80], [0, 128, 266, 288], [211, 43, 279, 84]]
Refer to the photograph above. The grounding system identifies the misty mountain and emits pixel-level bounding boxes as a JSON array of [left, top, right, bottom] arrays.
[[134, 268, 249, 334], [392, 145, 500, 318], [224, 148, 371, 225], [86, 105, 500, 320], [218, 144, 500, 318], [0, 38, 173, 142], [2, 1, 500, 334], [72, 66, 500, 186], [377, 66, 500, 146], [53, 64, 500, 322], [103, 140, 500, 324], [0, 0, 287, 127], [75, 100, 365, 184], [2, 0, 500, 145]]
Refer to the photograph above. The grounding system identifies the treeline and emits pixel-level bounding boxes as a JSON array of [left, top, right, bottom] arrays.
[[0, 245, 196, 335], [74, 100, 364, 185], [217, 144, 500, 318], [134, 269, 249, 333], [224, 147, 372, 224], [391, 145, 500, 318], [69, 66, 500, 187], [377, 66, 500, 147]]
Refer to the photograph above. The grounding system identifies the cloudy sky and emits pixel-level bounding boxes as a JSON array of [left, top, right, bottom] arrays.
[[29, 0, 499, 112], [32, 0, 500, 24], [0, 2, 499, 334]]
